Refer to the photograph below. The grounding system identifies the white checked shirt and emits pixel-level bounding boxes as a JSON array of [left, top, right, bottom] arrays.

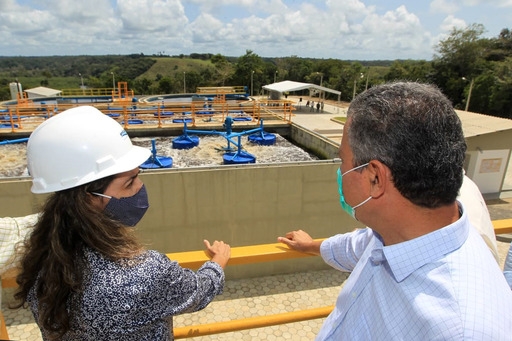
[[0, 214, 38, 275], [317, 203, 512, 340]]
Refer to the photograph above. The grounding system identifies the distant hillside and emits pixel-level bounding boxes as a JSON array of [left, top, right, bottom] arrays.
[[0, 55, 216, 98], [0, 54, 397, 102], [0, 54, 156, 91], [136, 57, 213, 81]]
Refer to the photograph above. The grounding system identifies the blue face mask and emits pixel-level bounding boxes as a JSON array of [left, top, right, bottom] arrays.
[[337, 163, 372, 220], [93, 184, 149, 226]]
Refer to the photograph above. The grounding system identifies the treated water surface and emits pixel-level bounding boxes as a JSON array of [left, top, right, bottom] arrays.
[[0, 134, 318, 178]]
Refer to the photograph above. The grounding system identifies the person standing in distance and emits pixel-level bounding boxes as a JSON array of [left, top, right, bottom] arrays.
[[278, 82, 512, 340], [12, 106, 230, 341]]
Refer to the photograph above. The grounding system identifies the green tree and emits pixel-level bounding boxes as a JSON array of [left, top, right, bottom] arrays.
[[231, 50, 265, 95], [487, 56, 512, 118], [158, 77, 174, 94], [431, 24, 491, 109], [183, 70, 203, 93], [132, 78, 153, 95], [384, 60, 432, 83], [280, 56, 313, 82], [486, 28, 512, 61], [210, 54, 234, 86]]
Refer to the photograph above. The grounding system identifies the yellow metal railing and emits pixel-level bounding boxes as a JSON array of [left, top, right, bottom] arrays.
[[196, 86, 247, 94], [168, 239, 323, 270], [2, 220, 512, 339], [61, 88, 114, 96], [0, 99, 294, 134], [493, 219, 512, 235]]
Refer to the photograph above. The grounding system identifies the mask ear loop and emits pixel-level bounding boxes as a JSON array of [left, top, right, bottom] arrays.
[[342, 162, 369, 176], [352, 196, 372, 210], [91, 192, 112, 199]]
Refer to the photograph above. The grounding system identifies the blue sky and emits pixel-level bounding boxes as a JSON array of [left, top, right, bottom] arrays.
[[1, 0, 510, 60]]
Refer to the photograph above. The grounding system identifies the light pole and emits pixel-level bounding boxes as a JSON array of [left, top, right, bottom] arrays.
[[251, 70, 255, 97], [183, 71, 186, 93], [274, 70, 278, 83], [316, 72, 323, 99], [352, 73, 364, 100], [78, 73, 84, 95], [365, 67, 370, 91], [462, 77, 474, 111], [111, 72, 115, 92]]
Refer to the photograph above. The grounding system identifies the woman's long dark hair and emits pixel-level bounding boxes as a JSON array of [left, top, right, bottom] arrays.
[[12, 175, 143, 339]]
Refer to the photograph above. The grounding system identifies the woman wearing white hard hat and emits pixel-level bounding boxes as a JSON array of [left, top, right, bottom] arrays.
[[12, 106, 231, 340]]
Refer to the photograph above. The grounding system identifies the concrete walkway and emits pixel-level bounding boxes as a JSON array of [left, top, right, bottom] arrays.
[[287, 97, 347, 146]]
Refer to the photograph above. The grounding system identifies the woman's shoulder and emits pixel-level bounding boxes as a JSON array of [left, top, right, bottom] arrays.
[[84, 247, 174, 270]]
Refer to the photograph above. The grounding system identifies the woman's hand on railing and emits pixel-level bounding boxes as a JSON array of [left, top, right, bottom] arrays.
[[277, 230, 322, 256], [203, 240, 231, 268]]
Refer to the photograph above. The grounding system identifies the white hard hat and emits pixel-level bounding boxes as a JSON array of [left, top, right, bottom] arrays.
[[27, 106, 151, 194]]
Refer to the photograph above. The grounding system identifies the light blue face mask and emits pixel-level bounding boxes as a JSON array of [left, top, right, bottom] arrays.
[[336, 163, 372, 220]]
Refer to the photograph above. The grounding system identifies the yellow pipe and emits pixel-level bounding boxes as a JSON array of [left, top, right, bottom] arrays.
[[493, 218, 512, 235], [166, 239, 324, 270], [0, 311, 9, 340], [174, 305, 334, 339]]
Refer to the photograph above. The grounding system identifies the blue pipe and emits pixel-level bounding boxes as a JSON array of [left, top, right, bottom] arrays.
[[0, 137, 29, 145]]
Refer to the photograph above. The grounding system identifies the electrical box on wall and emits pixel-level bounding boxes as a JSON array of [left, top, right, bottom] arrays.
[[465, 149, 510, 195]]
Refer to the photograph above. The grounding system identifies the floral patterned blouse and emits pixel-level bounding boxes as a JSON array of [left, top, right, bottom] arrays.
[[28, 247, 225, 340]]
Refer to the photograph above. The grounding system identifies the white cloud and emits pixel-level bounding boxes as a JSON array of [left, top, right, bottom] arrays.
[[430, 0, 460, 14], [0, 0, 510, 59], [117, 0, 188, 33], [346, 5, 432, 59], [189, 13, 226, 43], [45, 0, 114, 20], [427, 14, 467, 53], [439, 14, 467, 32], [431, 0, 512, 12], [170, 0, 438, 59], [187, 0, 288, 13], [461, 0, 512, 6]]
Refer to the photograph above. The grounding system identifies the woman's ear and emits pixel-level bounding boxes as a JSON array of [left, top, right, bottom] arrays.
[[88, 192, 107, 211]]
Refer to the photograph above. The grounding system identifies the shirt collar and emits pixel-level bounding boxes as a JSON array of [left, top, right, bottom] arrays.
[[371, 201, 469, 282]]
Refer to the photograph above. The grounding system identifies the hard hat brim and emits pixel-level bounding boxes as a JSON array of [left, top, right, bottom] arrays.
[[30, 145, 151, 194]]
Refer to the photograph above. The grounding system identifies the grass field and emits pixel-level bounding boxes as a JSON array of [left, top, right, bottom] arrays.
[[0, 57, 215, 92], [135, 57, 213, 80], [3, 76, 79, 92]]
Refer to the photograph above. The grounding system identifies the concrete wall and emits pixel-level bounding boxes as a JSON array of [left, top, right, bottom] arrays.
[[465, 130, 512, 197], [290, 123, 340, 160], [0, 161, 364, 280]]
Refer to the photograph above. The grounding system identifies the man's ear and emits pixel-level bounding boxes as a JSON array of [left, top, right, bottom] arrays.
[[367, 160, 388, 198]]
